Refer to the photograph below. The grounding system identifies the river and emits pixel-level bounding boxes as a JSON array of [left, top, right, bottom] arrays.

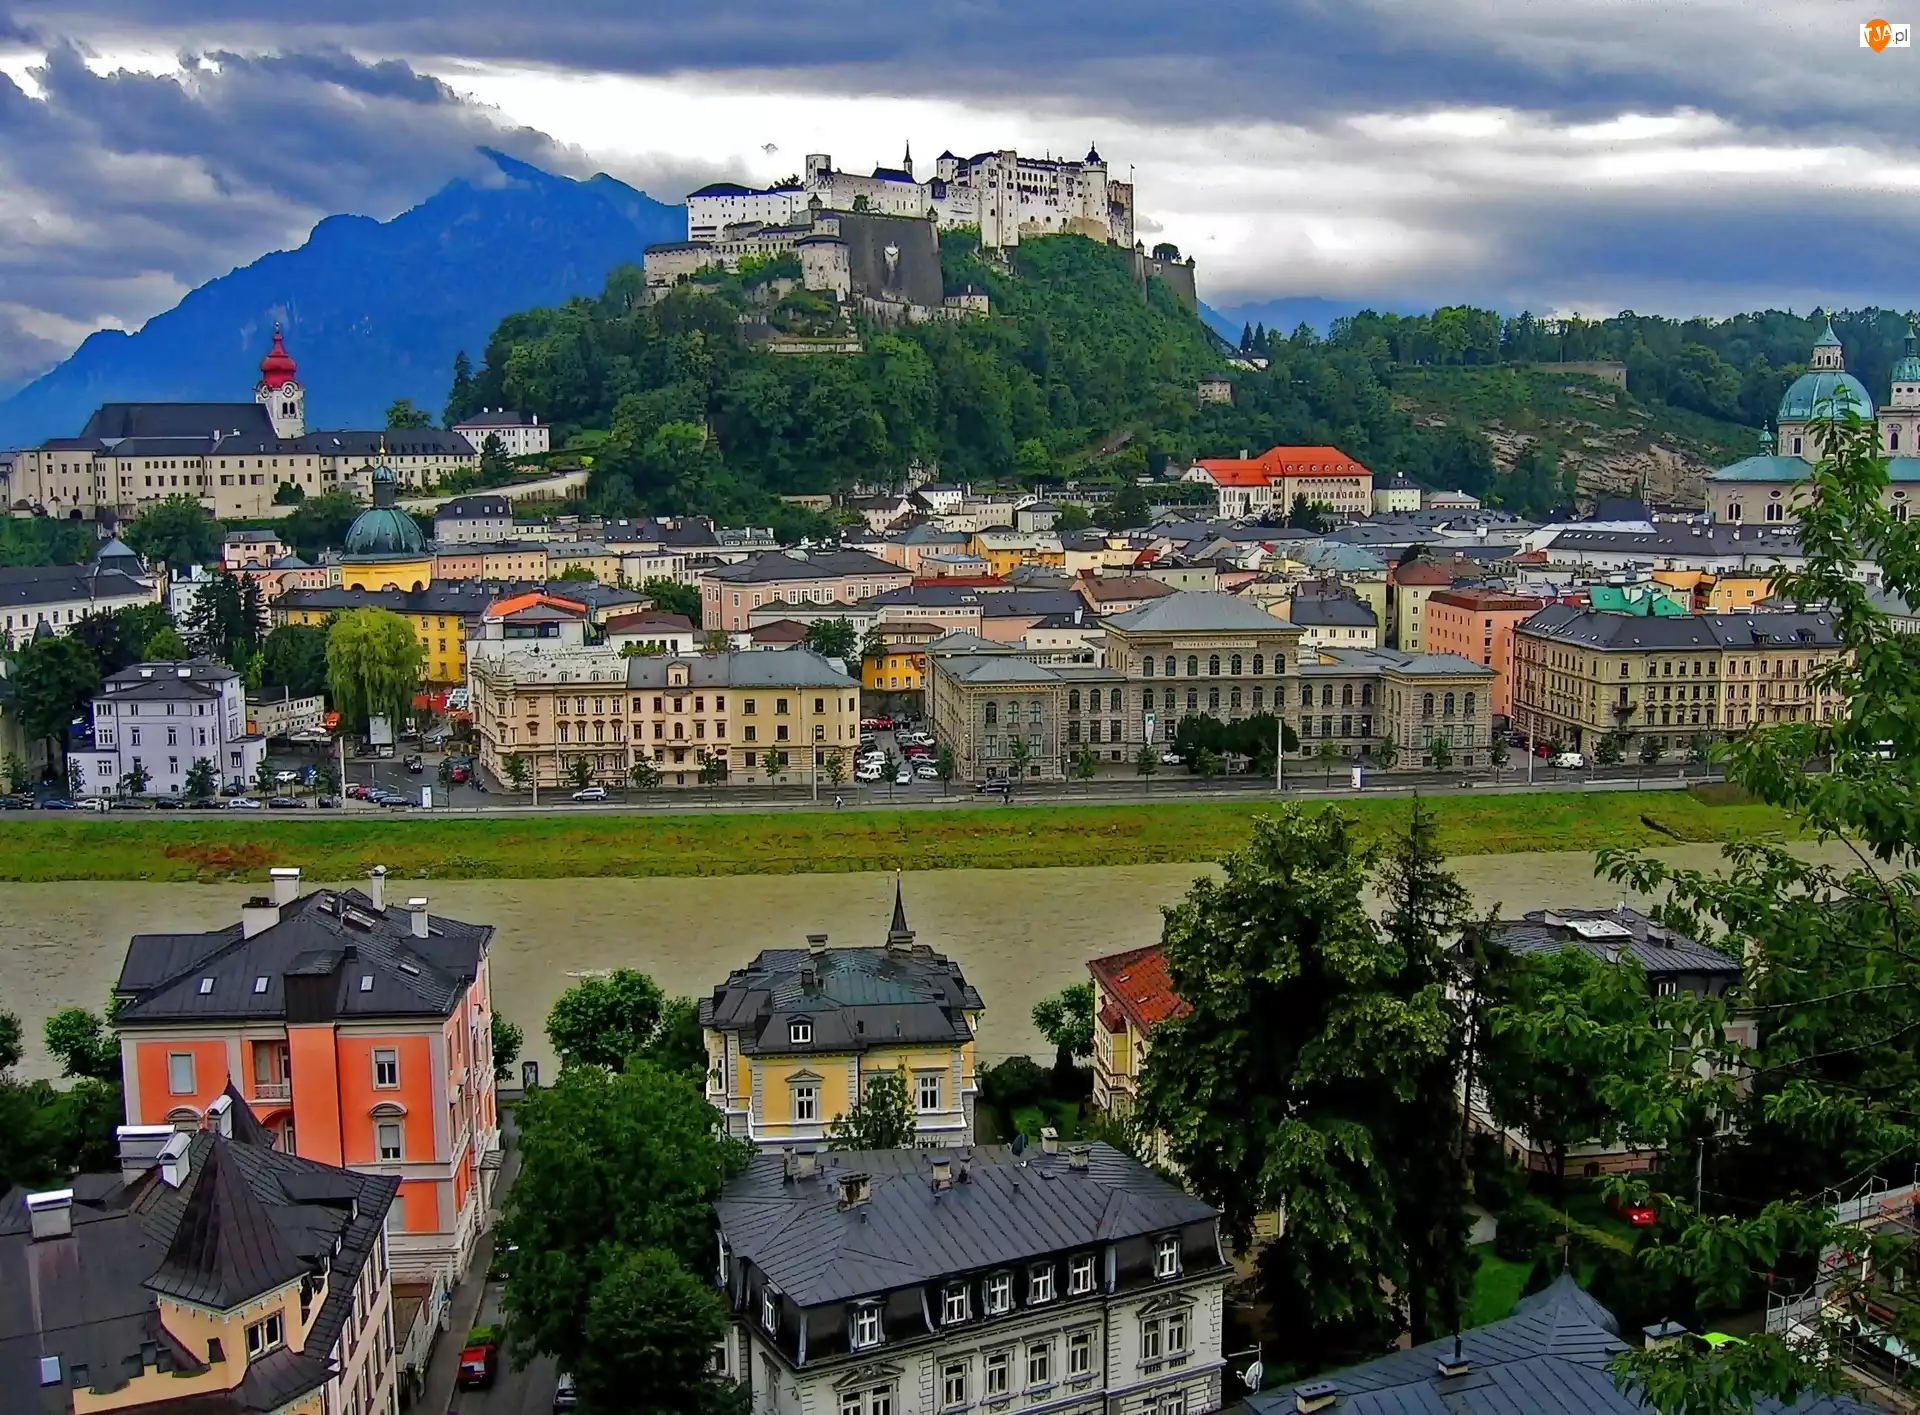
[[0, 843, 1859, 1083]]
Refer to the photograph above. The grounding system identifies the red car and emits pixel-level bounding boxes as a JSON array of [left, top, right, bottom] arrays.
[[457, 1340, 499, 1389], [449, 765, 470, 783], [1610, 1195, 1658, 1228]]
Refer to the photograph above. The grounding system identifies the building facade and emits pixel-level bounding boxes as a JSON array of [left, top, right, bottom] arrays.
[[715, 1142, 1227, 1415], [702, 551, 913, 632], [432, 494, 514, 546], [111, 866, 500, 1288], [1088, 945, 1185, 1119], [1423, 587, 1549, 721], [0, 554, 155, 650], [1297, 647, 1496, 768], [449, 410, 549, 460], [700, 888, 981, 1148], [1102, 593, 1307, 750], [1191, 446, 1374, 521], [75, 659, 265, 799]]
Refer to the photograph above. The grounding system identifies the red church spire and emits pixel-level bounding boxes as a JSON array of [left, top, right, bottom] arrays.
[[258, 323, 297, 389]]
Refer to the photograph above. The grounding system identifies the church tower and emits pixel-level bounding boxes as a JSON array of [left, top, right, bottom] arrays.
[[255, 324, 305, 440], [1882, 318, 1920, 457]]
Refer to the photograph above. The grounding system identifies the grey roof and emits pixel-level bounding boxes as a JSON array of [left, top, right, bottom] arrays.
[[704, 550, 903, 584], [78, 402, 273, 442], [0, 563, 150, 612], [1249, 1271, 1873, 1415], [451, 410, 535, 429], [1542, 524, 1807, 559], [115, 885, 492, 1025], [1303, 647, 1494, 679], [102, 658, 237, 689], [871, 583, 996, 609], [1106, 591, 1296, 634], [1520, 603, 1842, 651], [280, 579, 645, 620], [145, 1137, 308, 1308], [1288, 595, 1378, 628], [223, 529, 282, 544], [716, 1142, 1217, 1307], [1491, 907, 1738, 977], [940, 656, 1067, 684], [625, 648, 856, 690], [435, 494, 513, 519]]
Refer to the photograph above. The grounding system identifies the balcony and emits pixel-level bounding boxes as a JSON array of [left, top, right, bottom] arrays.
[[252, 1080, 291, 1102]]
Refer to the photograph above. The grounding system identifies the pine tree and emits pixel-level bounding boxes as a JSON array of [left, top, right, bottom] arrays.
[[1241, 322, 1254, 351]]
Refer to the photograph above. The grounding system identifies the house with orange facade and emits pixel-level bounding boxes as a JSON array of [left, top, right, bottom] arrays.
[[1423, 587, 1548, 721], [0, 1093, 399, 1415], [111, 865, 499, 1290]]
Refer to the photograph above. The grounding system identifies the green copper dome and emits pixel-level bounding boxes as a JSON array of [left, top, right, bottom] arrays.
[[1813, 317, 1843, 349], [343, 464, 426, 558], [1778, 368, 1873, 423], [1893, 321, 1920, 384]]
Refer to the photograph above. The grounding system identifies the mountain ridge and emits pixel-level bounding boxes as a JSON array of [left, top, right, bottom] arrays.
[[0, 149, 686, 446]]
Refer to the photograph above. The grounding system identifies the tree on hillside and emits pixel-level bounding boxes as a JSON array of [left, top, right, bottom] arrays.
[[143, 625, 189, 660], [325, 608, 424, 736], [803, 617, 856, 660], [642, 577, 701, 621], [183, 571, 264, 667], [445, 349, 475, 426], [279, 490, 362, 560], [1110, 483, 1151, 528], [826, 1065, 917, 1150], [9, 635, 99, 767], [498, 1060, 749, 1415], [72, 603, 173, 679], [124, 494, 221, 570], [385, 398, 432, 429], [42, 1006, 120, 1082]]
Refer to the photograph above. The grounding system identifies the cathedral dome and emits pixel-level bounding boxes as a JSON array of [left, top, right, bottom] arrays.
[[1777, 369, 1874, 423], [343, 465, 426, 558], [258, 325, 297, 390]]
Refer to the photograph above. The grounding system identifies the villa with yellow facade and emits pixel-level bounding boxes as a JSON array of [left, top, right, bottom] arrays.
[[699, 885, 983, 1148], [1088, 944, 1187, 1118]]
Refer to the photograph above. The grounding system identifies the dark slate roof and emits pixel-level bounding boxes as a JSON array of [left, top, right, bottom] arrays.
[[1107, 591, 1295, 634], [704, 550, 905, 584], [115, 885, 492, 1025], [699, 895, 981, 1058], [78, 403, 272, 441], [1288, 595, 1378, 628], [625, 649, 857, 690], [717, 1143, 1217, 1307], [0, 563, 150, 612], [450, 411, 535, 429], [1519, 603, 1842, 651], [102, 659, 237, 690], [1490, 907, 1738, 977], [435, 494, 512, 520], [1249, 1272, 1875, 1415], [145, 1139, 308, 1308], [1542, 525, 1807, 558]]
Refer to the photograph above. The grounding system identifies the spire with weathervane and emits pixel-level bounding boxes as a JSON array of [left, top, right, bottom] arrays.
[[885, 872, 916, 950]]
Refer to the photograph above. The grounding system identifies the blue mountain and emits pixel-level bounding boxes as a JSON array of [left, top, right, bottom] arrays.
[[1199, 295, 1423, 344], [0, 150, 685, 446]]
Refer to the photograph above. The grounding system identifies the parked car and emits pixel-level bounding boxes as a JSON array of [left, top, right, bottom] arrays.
[[854, 765, 884, 783], [449, 765, 470, 783], [1160, 750, 1183, 765], [273, 769, 299, 785], [553, 1371, 579, 1411], [1551, 751, 1587, 770], [571, 786, 608, 802], [267, 796, 304, 809], [315, 795, 339, 808], [457, 1337, 500, 1390], [914, 762, 940, 780], [346, 784, 372, 800], [1610, 1194, 1658, 1228], [154, 796, 186, 809], [0, 794, 30, 809], [226, 797, 262, 810], [894, 765, 913, 785], [975, 778, 1012, 794], [380, 793, 412, 809]]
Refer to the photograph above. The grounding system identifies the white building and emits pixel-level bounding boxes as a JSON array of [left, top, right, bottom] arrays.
[[716, 1143, 1227, 1415], [450, 410, 551, 460], [0, 544, 155, 650], [76, 659, 266, 798]]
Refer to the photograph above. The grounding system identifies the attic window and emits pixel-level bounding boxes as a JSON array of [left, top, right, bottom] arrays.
[[197, 977, 215, 995], [398, 959, 421, 977], [789, 1019, 812, 1045], [360, 975, 374, 992], [252, 977, 269, 994], [39, 1357, 60, 1386]]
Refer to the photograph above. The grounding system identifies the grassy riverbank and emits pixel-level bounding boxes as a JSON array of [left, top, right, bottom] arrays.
[[0, 789, 1800, 883]]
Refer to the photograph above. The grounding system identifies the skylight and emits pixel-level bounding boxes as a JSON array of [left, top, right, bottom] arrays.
[[252, 977, 269, 994], [197, 977, 215, 995], [359, 975, 375, 992]]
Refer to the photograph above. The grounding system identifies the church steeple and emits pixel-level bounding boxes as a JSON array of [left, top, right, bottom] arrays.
[[885, 873, 915, 950], [903, 141, 914, 179]]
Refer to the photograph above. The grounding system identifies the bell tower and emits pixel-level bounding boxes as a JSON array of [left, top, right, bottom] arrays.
[[254, 324, 305, 439]]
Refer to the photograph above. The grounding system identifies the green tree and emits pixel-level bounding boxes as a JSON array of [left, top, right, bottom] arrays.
[[253, 758, 277, 798], [1134, 742, 1159, 789], [1070, 742, 1100, 788], [645, 997, 709, 1082], [1317, 737, 1342, 785], [641, 578, 701, 621], [822, 749, 847, 790], [1488, 737, 1510, 780], [1429, 734, 1453, 772], [1054, 503, 1093, 533], [437, 757, 456, 795], [555, 564, 596, 583], [278, 490, 361, 560], [497, 1060, 749, 1413], [124, 494, 221, 570], [1639, 735, 1666, 768], [118, 762, 151, 798], [1, 751, 27, 794], [935, 743, 956, 794], [9, 634, 100, 765], [184, 757, 217, 801], [183, 570, 263, 667], [492, 1013, 524, 1083], [1008, 735, 1033, 783], [1595, 733, 1624, 766], [325, 608, 425, 735], [1013, 437, 1051, 480], [385, 398, 432, 429], [547, 969, 666, 1070], [566, 755, 595, 791], [1193, 746, 1224, 780], [629, 757, 662, 793], [504, 753, 530, 792], [260, 624, 331, 700], [445, 349, 475, 426], [802, 617, 857, 660], [1032, 983, 1095, 1073], [43, 1006, 119, 1081], [697, 750, 728, 798], [142, 625, 190, 660], [479, 432, 512, 484], [1110, 483, 1151, 528], [826, 1064, 917, 1150], [273, 480, 305, 505], [1374, 734, 1399, 770]]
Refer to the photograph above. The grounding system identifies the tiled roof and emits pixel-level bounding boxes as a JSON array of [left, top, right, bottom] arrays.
[[1518, 603, 1841, 651], [1088, 944, 1187, 1033], [1105, 591, 1293, 635], [1194, 445, 1372, 486], [1393, 559, 1462, 586], [625, 649, 856, 689], [0, 564, 150, 611], [1490, 906, 1738, 977], [704, 550, 903, 584]]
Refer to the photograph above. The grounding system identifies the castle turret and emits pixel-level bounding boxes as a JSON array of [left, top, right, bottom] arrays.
[[254, 324, 305, 439]]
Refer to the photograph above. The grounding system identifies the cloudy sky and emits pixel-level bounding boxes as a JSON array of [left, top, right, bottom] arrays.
[[0, 1, 1914, 391]]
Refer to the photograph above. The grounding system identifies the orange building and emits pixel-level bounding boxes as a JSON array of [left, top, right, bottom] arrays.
[[112, 865, 499, 1287], [1423, 587, 1548, 720], [1192, 445, 1374, 520]]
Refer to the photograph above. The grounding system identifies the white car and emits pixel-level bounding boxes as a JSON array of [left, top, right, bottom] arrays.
[[914, 762, 940, 780], [854, 765, 884, 783], [894, 766, 914, 785], [274, 769, 299, 784], [227, 797, 263, 810], [1160, 750, 1183, 766], [571, 786, 608, 801], [1551, 751, 1587, 770]]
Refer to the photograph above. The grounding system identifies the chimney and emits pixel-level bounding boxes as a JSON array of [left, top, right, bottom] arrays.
[[807, 933, 829, 957], [206, 1093, 234, 1138], [1642, 1319, 1689, 1350], [787, 1148, 820, 1181], [1040, 1126, 1059, 1156], [270, 866, 301, 906], [158, 1131, 193, 1189], [1065, 1143, 1091, 1170], [408, 898, 430, 939], [958, 1149, 973, 1183], [116, 1124, 176, 1184], [368, 865, 387, 912], [799, 964, 817, 989], [242, 896, 282, 939], [1436, 1334, 1469, 1378], [1295, 1382, 1339, 1415], [834, 1172, 872, 1209], [26, 1189, 74, 1240], [930, 1156, 954, 1191]]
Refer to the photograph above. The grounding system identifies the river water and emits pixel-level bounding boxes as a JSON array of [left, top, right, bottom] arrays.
[[0, 843, 1859, 1083]]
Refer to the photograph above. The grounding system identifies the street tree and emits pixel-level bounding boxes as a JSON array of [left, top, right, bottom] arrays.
[[491, 1013, 524, 1082], [566, 756, 595, 791], [629, 758, 662, 793], [325, 608, 424, 736], [184, 758, 217, 801], [1193, 746, 1224, 780], [1374, 734, 1399, 770], [934, 744, 957, 794], [1, 751, 27, 794], [504, 753, 530, 792], [1489, 738, 1510, 781], [1071, 743, 1099, 789], [124, 494, 221, 570], [576, 1247, 734, 1415], [803, 617, 857, 660], [1317, 737, 1342, 785], [547, 969, 666, 1070], [1429, 734, 1453, 772], [118, 763, 150, 798], [1008, 736, 1033, 783], [9, 634, 100, 767], [1595, 733, 1624, 767], [1135, 743, 1159, 790], [253, 759, 278, 798], [826, 1064, 917, 1150], [822, 749, 847, 790], [1639, 735, 1666, 769], [43, 1005, 121, 1081], [697, 751, 728, 799]]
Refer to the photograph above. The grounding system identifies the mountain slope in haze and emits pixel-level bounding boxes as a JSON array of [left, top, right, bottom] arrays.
[[0, 151, 686, 446], [1200, 296, 1421, 343]]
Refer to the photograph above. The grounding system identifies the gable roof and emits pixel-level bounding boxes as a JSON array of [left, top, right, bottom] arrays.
[[1491, 907, 1738, 976]]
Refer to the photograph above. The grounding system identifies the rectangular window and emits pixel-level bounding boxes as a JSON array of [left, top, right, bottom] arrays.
[[984, 1352, 1010, 1398], [373, 1049, 399, 1088], [376, 1121, 402, 1161], [1026, 1342, 1051, 1389], [1141, 1319, 1161, 1362], [1166, 1310, 1187, 1355], [793, 1085, 817, 1121], [943, 1284, 970, 1324], [1029, 1266, 1054, 1304], [1067, 1331, 1092, 1377], [852, 1304, 882, 1349], [985, 1272, 1012, 1314], [1069, 1254, 1095, 1295], [917, 1073, 941, 1111], [245, 1312, 284, 1357], [942, 1362, 969, 1409], [167, 1052, 195, 1095], [762, 1288, 779, 1334]]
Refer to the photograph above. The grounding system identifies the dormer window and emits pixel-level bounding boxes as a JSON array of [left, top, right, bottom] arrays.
[[1069, 1254, 1095, 1295], [942, 1283, 970, 1324], [789, 1018, 812, 1046], [1154, 1235, 1181, 1279], [762, 1286, 779, 1334], [1028, 1265, 1055, 1304], [851, 1301, 883, 1349], [985, 1272, 1012, 1314]]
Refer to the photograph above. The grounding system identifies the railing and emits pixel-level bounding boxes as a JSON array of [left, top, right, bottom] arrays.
[[252, 1080, 291, 1102]]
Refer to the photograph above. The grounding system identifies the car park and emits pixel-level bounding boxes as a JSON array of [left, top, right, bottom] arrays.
[[571, 786, 608, 802], [894, 765, 913, 785], [914, 762, 940, 780]]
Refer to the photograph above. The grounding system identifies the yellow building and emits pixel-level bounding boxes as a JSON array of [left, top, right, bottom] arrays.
[[545, 544, 621, 583], [698, 884, 983, 1148], [859, 621, 943, 694], [278, 583, 504, 687], [339, 462, 433, 594], [969, 529, 1066, 577]]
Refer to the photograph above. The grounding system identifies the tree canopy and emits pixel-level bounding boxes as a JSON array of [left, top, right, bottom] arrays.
[[123, 495, 222, 570], [325, 608, 424, 734]]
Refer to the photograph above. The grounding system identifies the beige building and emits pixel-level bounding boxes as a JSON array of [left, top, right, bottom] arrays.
[[469, 646, 860, 790], [700, 549, 912, 631], [1389, 558, 1463, 652], [1298, 647, 1496, 768], [1088, 944, 1185, 1118], [1102, 592, 1306, 749], [924, 652, 1127, 780], [1511, 604, 1846, 752]]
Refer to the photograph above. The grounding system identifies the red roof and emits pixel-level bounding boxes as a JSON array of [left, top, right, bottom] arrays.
[[485, 591, 586, 619], [604, 610, 694, 632], [1393, 560, 1459, 587], [1088, 944, 1187, 1033], [1194, 445, 1372, 486], [257, 325, 297, 390]]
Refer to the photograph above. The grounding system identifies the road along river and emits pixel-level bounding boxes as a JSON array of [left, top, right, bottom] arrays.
[[0, 842, 1860, 1083]]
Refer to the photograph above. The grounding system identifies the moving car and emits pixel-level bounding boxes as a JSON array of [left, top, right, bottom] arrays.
[[553, 1372, 579, 1411], [914, 762, 941, 780], [854, 764, 884, 783], [1550, 751, 1587, 770], [457, 1336, 500, 1390], [1160, 750, 1183, 765], [37, 798, 74, 810], [894, 765, 913, 785], [571, 786, 608, 802], [975, 777, 1012, 794], [267, 796, 304, 809], [403, 754, 424, 774], [449, 764, 470, 783], [225, 797, 262, 810]]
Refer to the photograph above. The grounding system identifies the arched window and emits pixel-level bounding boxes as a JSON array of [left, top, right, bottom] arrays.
[[1341, 684, 1353, 707], [1465, 692, 1476, 717], [1230, 686, 1242, 710], [1321, 684, 1333, 707], [1187, 688, 1198, 711], [1895, 429, 1903, 451], [1208, 655, 1221, 676], [985, 702, 998, 726], [558, 722, 570, 743], [1443, 692, 1456, 717], [1208, 687, 1220, 710], [1187, 656, 1199, 677], [1068, 689, 1081, 712], [1273, 654, 1285, 674], [1164, 689, 1176, 712], [1423, 693, 1435, 717], [1230, 655, 1243, 676], [1164, 656, 1176, 678], [1301, 685, 1313, 707], [1029, 699, 1044, 723], [1142, 657, 1155, 677], [1252, 654, 1264, 676], [1142, 689, 1154, 711], [1361, 683, 1374, 706]]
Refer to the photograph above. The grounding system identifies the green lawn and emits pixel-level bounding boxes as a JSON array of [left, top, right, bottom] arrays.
[[0, 789, 1799, 883], [1466, 1245, 1535, 1327]]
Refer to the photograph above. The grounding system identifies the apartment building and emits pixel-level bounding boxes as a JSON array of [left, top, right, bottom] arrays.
[[221, 528, 287, 570], [1192, 445, 1374, 521], [1423, 587, 1549, 720], [0, 1102, 400, 1415], [449, 409, 550, 460], [431, 494, 514, 546], [1088, 945, 1186, 1118], [73, 659, 266, 799], [110, 867, 500, 1287], [1511, 605, 1846, 752], [701, 550, 912, 631], [469, 646, 860, 790], [1281, 586, 1380, 650], [925, 653, 1127, 780], [700, 887, 981, 1147], [1388, 558, 1462, 652], [0, 551, 155, 650], [717, 1142, 1227, 1415]]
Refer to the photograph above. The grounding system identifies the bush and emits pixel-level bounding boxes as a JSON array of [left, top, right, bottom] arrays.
[[1492, 1202, 1553, 1262], [1468, 1132, 1531, 1214], [979, 1056, 1051, 1115]]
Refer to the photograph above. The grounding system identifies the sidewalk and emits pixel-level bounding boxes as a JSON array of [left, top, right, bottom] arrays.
[[418, 1113, 523, 1414]]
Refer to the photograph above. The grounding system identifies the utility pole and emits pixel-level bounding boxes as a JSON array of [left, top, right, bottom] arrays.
[[1275, 714, 1286, 792]]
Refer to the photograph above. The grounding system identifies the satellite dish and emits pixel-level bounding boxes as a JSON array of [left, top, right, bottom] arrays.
[[1243, 1361, 1263, 1391], [1011, 1131, 1027, 1156]]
